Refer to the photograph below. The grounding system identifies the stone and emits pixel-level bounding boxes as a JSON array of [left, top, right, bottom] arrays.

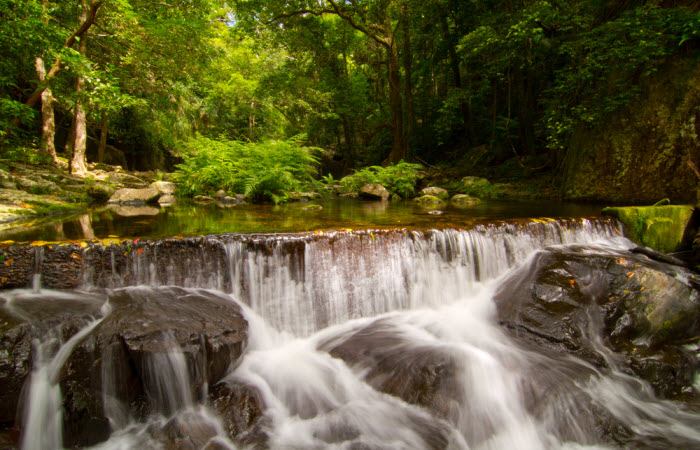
[[209, 382, 267, 447], [150, 181, 177, 195], [108, 172, 148, 188], [358, 184, 390, 201], [107, 188, 160, 205], [194, 195, 215, 203], [413, 195, 444, 205], [59, 286, 248, 447], [109, 205, 160, 217], [494, 245, 700, 398], [158, 194, 177, 205], [601, 205, 695, 253], [87, 182, 117, 201], [214, 190, 227, 200], [451, 194, 481, 206], [420, 187, 448, 199]]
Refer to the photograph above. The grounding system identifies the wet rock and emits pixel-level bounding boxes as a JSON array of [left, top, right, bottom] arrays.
[[359, 184, 389, 201], [60, 286, 249, 447], [150, 181, 177, 195], [213, 190, 227, 200], [86, 182, 116, 201], [209, 382, 267, 447], [420, 187, 448, 200], [494, 245, 700, 397], [108, 188, 160, 205], [194, 195, 215, 203], [0, 291, 105, 428]]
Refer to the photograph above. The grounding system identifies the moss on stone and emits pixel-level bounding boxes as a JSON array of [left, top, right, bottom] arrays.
[[602, 205, 695, 253]]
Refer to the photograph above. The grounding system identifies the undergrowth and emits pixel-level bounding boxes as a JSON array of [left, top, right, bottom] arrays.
[[340, 161, 424, 198]]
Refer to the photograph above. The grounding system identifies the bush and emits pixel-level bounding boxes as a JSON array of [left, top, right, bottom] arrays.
[[174, 135, 322, 203], [340, 161, 423, 198]]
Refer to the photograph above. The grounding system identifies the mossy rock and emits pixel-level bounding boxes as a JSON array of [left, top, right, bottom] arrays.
[[414, 195, 445, 205], [451, 194, 481, 207], [602, 205, 695, 253], [420, 187, 449, 200]]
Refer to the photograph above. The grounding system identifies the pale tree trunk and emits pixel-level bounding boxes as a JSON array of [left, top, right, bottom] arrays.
[[97, 111, 107, 163], [36, 0, 60, 166], [35, 57, 59, 165], [71, 0, 89, 175]]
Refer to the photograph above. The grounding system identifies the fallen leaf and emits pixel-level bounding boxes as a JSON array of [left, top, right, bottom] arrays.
[[4, 258, 13, 266], [136, 248, 144, 255], [0, 240, 14, 245], [569, 279, 576, 286], [70, 253, 82, 260], [626, 272, 634, 278]]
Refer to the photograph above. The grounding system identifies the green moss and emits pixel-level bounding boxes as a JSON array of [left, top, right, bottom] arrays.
[[602, 205, 694, 253]]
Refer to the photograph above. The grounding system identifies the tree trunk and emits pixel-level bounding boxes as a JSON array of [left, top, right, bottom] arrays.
[[97, 112, 108, 163], [35, 57, 59, 165], [387, 43, 405, 164], [71, 1, 89, 175]]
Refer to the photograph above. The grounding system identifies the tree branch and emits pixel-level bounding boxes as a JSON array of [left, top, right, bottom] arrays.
[[325, 0, 390, 49]]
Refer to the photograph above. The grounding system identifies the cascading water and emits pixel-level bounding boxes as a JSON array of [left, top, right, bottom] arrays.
[[2, 218, 699, 449]]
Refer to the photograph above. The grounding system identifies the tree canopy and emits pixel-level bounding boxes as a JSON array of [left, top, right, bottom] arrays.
[[1, 0, 698, 182]]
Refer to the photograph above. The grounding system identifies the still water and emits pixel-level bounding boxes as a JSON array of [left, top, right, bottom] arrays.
[[0, 198, 605, 243]]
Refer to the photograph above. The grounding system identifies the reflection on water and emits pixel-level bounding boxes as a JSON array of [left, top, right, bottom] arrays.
[[0, 198, 606, 243]]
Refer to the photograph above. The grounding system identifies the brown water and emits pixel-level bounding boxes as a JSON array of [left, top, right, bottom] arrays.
[[0, 198, 606, 243]]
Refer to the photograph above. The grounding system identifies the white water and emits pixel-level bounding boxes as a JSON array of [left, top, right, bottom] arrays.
[[9, 218, 700, 449]]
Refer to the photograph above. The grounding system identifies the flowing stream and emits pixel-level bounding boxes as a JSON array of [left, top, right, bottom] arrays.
[[2, 218, 700, 449]]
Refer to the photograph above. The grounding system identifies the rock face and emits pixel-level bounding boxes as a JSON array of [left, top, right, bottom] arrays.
[[107, 188, 160, 205], [359, 184, 390, 200], [602, 205, 696, 253], [494, 244, 700, 398], [561, 59, 700, 203]]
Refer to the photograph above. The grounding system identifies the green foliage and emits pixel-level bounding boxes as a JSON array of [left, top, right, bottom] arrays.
[[340, 161, 424, 198], [0, 145, 52, 165], [174, 135, 322, 203]]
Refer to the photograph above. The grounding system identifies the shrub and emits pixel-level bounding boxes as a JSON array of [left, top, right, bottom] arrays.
[[174, 135, 322, 203], [340, 161, 423, 198]]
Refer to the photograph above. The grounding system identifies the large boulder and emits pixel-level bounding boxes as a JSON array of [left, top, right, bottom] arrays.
[[359, 184, 390, 201], [602, 205, 696, 253], [59, 287, 248, 446], [494, 244, 700, 398], [451, 194, 480, 207], [107, 188, 160, 205]]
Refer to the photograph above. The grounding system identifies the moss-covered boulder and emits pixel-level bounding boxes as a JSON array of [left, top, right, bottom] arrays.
[[420, 187, 449, 200], [602, 205, 695, 253], [451, 194, 481, 207], [413, 195, 445, 205]]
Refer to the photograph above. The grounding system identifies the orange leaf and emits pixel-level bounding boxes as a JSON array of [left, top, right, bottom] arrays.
[[4, 258, 13, 267], [569, 279, 576, 286], [136, 248, 144, 255]]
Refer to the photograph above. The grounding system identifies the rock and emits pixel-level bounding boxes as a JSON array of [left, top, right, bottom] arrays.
[[158, 194, 177, 205], [413, 195, 445, 205], [194, 195, 215, 203], [0, 169, 16, 190], [109, 205, 160, 217], [602, 205, 696, 253], [223, 196, 243, 205], [87, 182, 117, 201], [209, 382, 267, 447], [214, 190, 227, 200], [451, 194, 480, 206], [494, 245, 700, 398], [108, 172, 148, 188], [359, 184, 390, 201], [108, 188, 160, 205], [560, 58, 700, 204], [150, 181, 177, 195], [420, 187, 448, 200], [301, 204, 322, 211], [60, 286, 248, 447], [461, 176, 489, 188], [289, 192, 321, 201]]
